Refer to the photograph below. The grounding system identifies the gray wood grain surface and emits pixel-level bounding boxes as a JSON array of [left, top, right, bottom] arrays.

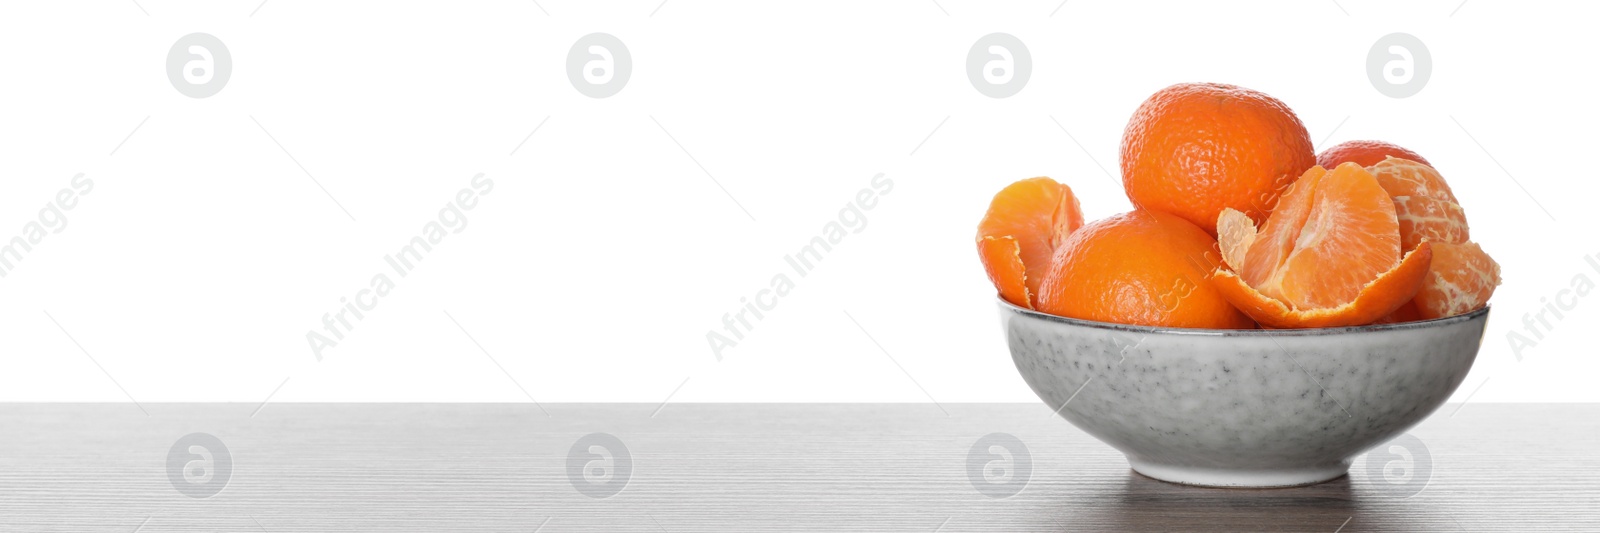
[[0, 403, 1595, 532]]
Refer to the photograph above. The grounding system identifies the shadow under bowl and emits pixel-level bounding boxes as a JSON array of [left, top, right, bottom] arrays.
[[1001, 300, 1488, 488]]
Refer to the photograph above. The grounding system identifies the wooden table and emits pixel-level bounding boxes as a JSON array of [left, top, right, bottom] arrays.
[[0, 403, 1594, 532]]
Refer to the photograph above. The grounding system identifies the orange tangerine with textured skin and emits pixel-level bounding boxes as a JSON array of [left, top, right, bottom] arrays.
[[1317, 140, 1432, 169], [1037, 210, 1254, 329], [1121, 83, 1315, 235]]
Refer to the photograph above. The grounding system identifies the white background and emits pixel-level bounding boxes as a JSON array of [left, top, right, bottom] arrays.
[[1, 0, 1595, 405]]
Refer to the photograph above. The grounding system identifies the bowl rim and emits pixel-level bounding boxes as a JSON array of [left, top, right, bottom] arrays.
[[1000, 298, 1489, 337]]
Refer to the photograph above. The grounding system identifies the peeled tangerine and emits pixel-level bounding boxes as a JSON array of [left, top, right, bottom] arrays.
[[1414, 241, 1501, 319], [976, 177, 1084, 309], [1368, 157, 1469, 250], [1366, 157, 1500, 319], [1211, 163, 1432, 328]]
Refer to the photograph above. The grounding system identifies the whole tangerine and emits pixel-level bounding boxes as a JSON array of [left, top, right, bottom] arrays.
[[1120, 83, 1315, 235], [1036, 210, 1255, 329], [1317, 140, 1431, 169]]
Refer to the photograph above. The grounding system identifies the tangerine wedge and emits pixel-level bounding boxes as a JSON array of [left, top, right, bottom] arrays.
[[1212, 163, 1431, 328], [1367, 157, 1470, 251], [1392, 195, 1469, 251], [1216, 205, 1257, 278], [1414, 241, 1502, 319], [1368, 156, 1458, 201], [976, 177, 1085, 309]]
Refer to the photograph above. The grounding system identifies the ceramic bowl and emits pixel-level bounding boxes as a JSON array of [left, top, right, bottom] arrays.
[[1001, 300, 1488, 488]]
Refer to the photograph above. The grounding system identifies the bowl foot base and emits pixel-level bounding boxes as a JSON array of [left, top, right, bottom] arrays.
[[1127, 457, 1350, 488]]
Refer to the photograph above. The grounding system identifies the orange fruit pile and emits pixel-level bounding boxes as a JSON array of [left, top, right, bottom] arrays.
[[976, 83, 1500, 329]]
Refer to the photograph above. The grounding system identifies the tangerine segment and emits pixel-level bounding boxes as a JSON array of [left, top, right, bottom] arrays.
[[1036, 210, 1254, 329], [1238, 163, 1402, 310], [978, 236, 1032, 309], [1212, 242, 1433, 328], [1368, 157, 1470, 251], [1368, 157, 1459, 203], [1317, 140, 1431, 169], [1216, 208, 1256, 272], [976, 177, 1085, 308], [1414, 241, 1502, 319], [1236, 166, 1324, 289], [1393, 195, 1469, 250]]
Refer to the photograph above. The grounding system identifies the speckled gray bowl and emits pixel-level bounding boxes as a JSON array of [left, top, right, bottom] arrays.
[[1002, 300, 1488, 488]]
